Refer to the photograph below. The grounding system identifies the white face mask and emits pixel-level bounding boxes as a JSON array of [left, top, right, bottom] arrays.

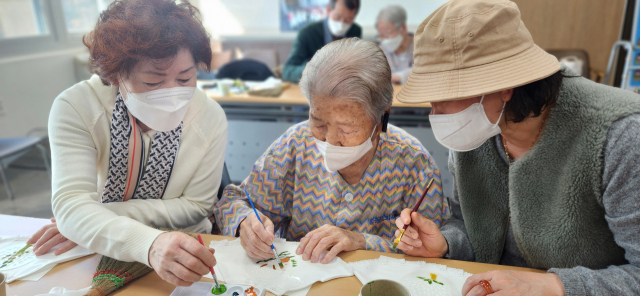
[[121, 81, 195, 132], [429, 96, 505, 152], [327, 17, 352, 37], [379, 33, 403, 53], [314, 124, 378, 172]]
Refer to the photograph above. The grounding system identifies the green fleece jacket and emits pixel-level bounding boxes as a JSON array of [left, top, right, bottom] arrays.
[[282, 20, 362, 83], [453, 73, 640, 270]]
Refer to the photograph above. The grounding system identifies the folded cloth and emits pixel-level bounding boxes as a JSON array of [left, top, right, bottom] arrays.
[[34, 286, 92, 296], [349, 256, 472, 296], [0, 236, 94, 283], [209, 238, 353, 296]]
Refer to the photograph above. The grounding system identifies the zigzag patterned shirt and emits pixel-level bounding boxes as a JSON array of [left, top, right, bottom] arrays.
[[214, 122, 450, 253]]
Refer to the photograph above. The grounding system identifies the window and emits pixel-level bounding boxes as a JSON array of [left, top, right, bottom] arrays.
[[0, 0, 116, 57], [280, 0, 328, 31], [0, 0, 49, 40], [62, 0, 111, 34]]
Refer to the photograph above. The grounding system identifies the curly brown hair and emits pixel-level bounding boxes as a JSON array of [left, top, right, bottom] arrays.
[[83, 0, 212, 85]]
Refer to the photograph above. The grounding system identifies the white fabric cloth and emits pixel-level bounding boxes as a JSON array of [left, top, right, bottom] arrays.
[[209, 238, 353, 296], [349, 256, 472, 296], [49, 74, 228, 266], [0, 236, 93, 283], [34, 286, 92, 296]]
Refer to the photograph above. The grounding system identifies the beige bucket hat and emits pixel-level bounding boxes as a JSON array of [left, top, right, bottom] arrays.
[[397, 0, 560, 103]]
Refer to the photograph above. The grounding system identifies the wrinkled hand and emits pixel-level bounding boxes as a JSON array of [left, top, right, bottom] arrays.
[[239, 212, 275, 260], [462, 270, 565, 296], [148, 232, 216, 287], [296, 224, 365, 264], [394, 209, 448, 257], [27, 218, 77, 256]]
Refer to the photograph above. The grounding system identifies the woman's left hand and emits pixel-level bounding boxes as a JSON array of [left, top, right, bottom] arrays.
[[296, 224, 365, 264], [462, 270, 565, 296], [27, 218, 78, 256]]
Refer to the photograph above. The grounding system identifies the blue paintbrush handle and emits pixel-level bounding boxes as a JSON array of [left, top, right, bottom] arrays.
[[244, 187, 276, 250]]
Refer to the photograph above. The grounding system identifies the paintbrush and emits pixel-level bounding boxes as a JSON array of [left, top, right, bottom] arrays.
[[243, 187, 284, 269], [393, 178, 435, 249], [197, 234, 220, 289]]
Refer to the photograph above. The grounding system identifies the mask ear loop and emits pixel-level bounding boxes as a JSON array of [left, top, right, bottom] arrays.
[[480, 94, 507, 127], [119, 74, 131, 96]]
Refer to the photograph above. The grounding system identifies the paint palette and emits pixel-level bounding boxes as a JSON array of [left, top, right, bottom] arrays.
[[170, 282, 265, 296], [0, 243, 35, 271]]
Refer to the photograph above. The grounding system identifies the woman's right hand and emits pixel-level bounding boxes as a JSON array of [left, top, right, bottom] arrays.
[[394, 208, 449, 258], [27, 218, 78, 256], [239, 213, 275, 260], [148, 232, 216, 287]]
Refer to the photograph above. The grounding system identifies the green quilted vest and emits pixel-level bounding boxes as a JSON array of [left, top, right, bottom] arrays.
[[453, 72, 640, 269]]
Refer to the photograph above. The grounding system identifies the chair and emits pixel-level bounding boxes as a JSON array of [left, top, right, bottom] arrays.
[[0, 137, 51, 200], [241, 49, 279, 70], [217, 163, 231, 199], [211, 162, 232, 235], [546, 49, 590, 78], [211, 50, 234, 72], [216, 59, 275, 81]]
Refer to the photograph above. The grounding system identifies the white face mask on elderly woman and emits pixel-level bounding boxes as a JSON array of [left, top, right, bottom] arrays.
[[429, 96, 505, 152], [121, 81, 195, 132], [379, 34, 403, 53], [315, 124, 378, 172]]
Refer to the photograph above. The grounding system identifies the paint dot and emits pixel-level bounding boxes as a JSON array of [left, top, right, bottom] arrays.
[[211, 284, 227, 295]]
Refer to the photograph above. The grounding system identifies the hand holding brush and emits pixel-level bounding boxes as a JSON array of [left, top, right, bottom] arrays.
[[242, 187, 284, 269], [393, 179, 449, 258]]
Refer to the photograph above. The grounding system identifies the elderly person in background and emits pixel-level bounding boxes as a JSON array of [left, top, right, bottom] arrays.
[[214, 38, 449, 264], [376, 5, 413, 84], [394, 0, 640, 295], [28, 0, 227, 287]]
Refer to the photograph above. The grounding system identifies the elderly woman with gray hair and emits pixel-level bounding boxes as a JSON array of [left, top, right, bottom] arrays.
[[214, 38, 449, 263], [376, 5, 414, 84]]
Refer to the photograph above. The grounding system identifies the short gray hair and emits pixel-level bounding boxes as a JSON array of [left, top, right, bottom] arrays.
[[300, 38, 393, 123], [376, 5, 407, 29]]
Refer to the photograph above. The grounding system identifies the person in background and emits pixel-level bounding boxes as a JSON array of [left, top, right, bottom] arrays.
[[376, 5, 414, 84], [394, 0, 640, 295], [215, 38, 449, 264], [282, 0, 362, 83], [27, 0, 227, 287]]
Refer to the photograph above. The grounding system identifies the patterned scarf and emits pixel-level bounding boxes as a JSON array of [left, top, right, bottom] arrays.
[[101, 93, 182, 203]]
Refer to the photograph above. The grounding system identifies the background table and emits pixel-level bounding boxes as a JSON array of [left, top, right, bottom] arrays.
[[3, 214, 543, 296], [208, 85, 431, 108], [206, 84, 432, 126]]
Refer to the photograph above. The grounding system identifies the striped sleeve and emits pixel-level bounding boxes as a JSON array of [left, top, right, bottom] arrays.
[[214, 131, 295, 237]]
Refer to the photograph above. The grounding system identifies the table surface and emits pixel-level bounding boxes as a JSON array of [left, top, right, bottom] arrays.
[[4, 215, 543, 296], [207, 84, 432, 108]]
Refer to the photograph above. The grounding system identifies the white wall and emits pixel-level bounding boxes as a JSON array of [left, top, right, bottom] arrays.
[[200, 0, 448, 40], [0, 48, 86, 137]]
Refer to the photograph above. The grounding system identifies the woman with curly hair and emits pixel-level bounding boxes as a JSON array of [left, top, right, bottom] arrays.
[[27, 0, 227, 286]]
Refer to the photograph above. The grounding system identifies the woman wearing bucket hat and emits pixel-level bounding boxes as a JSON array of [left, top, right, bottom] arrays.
[[393, 0, 640, 295]]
